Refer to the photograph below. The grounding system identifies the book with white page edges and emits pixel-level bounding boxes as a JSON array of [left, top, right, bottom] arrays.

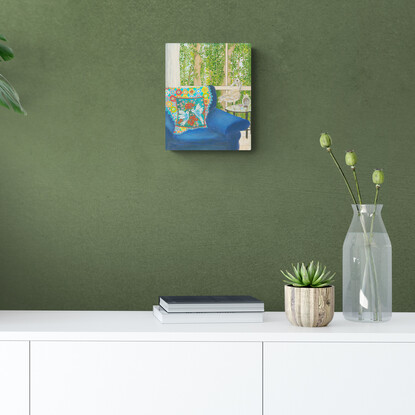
[[159, 295, 264, 313], [153, 306, 264, 324]]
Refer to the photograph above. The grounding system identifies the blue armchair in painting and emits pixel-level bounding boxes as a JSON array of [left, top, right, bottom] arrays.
[[165, 85, 250, 150]]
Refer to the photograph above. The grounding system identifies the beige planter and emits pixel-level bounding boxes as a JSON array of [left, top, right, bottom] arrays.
[[285, 285, 335, 327]]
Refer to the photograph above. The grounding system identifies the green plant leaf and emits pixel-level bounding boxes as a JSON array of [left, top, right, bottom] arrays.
[[326, 272, 335, 280], [312, 270, 329, 286], [300, 263, 307, 279], [0, 34, 7, 41], [292, 263, 301, 280], [0, 75, 26, 114], [301, 263, 310, 286], [312, 273, 324, 286], [280, 270, 293, 280], [281, 270, 300, 284], [285, 271, 299, 281], [0, 44, 14, 61], [307, 261, 316, 279], [314, 262, 321, 279], [319, 266, 327, 279], [324, 273, 335, 284]]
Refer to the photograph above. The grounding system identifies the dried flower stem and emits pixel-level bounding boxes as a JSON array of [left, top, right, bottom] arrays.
[[327, 148, 358, 205], [370, 185, 380, 238], [367, 185, 381, 320], [351, 167, 363, 205]]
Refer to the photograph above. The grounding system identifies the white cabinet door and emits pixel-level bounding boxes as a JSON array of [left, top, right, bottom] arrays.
[[264, 342, 415, 415], [31, 341, 262, 415], [0, 341, 29, 415]]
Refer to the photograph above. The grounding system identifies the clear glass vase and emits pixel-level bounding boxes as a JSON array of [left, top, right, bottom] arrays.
[[343, 204, 392, 322]]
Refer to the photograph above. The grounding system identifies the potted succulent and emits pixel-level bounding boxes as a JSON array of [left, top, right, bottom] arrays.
[[281, 261, 335, 327]]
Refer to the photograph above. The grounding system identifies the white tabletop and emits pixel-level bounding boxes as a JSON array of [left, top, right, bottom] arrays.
[[0, 311, 414, 342]]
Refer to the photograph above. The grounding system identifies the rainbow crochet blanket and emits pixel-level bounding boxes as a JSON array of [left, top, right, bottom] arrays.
[[165, 86, 215, 134]]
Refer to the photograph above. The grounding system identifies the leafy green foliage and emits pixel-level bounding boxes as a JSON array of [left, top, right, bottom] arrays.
[[179, 43, 196, 86], [229, 43, 251, 86], [179, 43, 250, 88], [0, 33, 25, 114], [203, 43, 225, 86], [281, 261, 335, 287]]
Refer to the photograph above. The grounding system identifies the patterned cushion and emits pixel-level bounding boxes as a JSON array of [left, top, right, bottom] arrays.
[[165, 86, 214, 134], [176, 97, 206, 128]]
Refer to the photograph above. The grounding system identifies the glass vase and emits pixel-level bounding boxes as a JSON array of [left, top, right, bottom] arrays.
[[343, 204, 392, 322]]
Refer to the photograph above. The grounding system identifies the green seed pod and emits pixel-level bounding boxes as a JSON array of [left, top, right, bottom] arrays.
[[319, 133, 332, 148], [372, 169, 384, 185], [345, 150, 357, 166]]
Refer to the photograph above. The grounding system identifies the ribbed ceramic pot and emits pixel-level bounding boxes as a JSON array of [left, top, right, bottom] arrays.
[[284, 285, 335, 327]]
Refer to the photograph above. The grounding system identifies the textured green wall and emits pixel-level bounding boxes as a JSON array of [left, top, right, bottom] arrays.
[[1, 0, 413, 310]]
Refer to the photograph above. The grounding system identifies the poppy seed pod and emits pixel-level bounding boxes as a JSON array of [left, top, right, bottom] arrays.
[[372, 169, 384, 185], [319, 133, 332, 148], [345, 150, 357, 166]]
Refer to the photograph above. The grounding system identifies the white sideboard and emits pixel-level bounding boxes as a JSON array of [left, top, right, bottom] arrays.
[[0, 341, 29, 415], [31, 341, 261, 415], [1, 311, 415, 415], [264, 342, 415, 414]]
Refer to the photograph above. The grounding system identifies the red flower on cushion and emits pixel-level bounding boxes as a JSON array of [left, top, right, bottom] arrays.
[[176, 89, 182, 95], [185, 102, 195, 110], [170, 96, 176, 102], [188, 115, 198, 126]]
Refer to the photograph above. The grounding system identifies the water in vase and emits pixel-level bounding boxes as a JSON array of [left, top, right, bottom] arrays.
[[343, 205, 392, 322]]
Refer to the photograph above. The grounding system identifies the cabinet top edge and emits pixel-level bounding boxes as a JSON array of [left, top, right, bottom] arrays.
[[0, 312, 414, 342]]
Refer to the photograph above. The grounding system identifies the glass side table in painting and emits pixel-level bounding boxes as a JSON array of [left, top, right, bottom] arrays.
[[226, 104, 251, 140]]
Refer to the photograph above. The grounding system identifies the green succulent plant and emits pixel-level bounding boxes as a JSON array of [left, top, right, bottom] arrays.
[[0, 33, 25, 114], [281, 261, 335, 288]]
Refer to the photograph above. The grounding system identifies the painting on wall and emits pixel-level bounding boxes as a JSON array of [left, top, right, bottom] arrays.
[[165, 43, 251, 151]]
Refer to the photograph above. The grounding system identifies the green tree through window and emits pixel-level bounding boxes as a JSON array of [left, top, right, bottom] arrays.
[[229, 43, 251, 86], [179, 43, 250, 88]]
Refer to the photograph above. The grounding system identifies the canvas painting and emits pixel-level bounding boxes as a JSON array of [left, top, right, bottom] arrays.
[[165, 43, 251, 151]]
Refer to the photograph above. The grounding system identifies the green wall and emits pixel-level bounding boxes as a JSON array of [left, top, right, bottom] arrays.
[[1, 0, 413, 310]]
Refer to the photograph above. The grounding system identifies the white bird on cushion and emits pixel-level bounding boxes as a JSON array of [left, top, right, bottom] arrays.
[[218, 79, 242, 108], [178, 110, 190, 125], [191, 103, 205, 124]]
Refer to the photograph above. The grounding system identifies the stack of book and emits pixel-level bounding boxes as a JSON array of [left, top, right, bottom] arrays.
[[153, 295, 264, 323]]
